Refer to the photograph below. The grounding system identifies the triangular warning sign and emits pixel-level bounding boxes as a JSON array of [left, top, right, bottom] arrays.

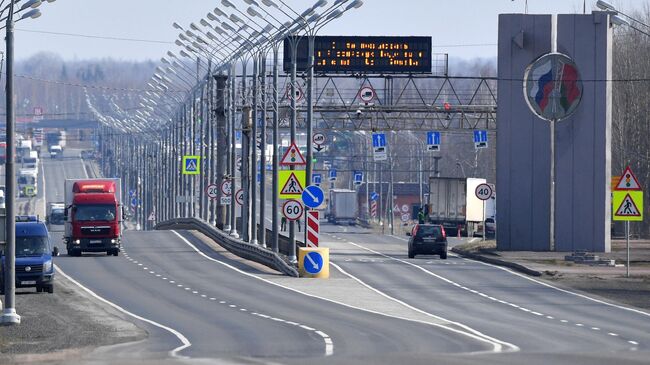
[[280, 172, 304, 195], [280, 142, 306, 166], [615, 166, 642, 191], [615, 193, 641, 217]]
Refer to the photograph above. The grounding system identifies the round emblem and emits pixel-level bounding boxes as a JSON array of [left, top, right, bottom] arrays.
[[25, 266, 32, 272], [524, 53, 583, 122]]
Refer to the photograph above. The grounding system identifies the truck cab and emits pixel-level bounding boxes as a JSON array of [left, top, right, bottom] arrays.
[[18, 169, 38, 197], [50, 144, 63, 159], [0, 216, 57, 294], [65, 180, 122, 256], [47, 202, 66, 226]]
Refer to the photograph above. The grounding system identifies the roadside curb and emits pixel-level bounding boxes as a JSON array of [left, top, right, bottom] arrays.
[[451, 247, 543, 277]]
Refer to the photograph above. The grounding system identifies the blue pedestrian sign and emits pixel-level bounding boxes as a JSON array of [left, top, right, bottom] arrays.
[[427, 131, 441, 152], [354, 171, 363, 185], [372, 133, 387, 161], [236, 131, 242, 142], [329, 169, 337, 182], [313, 173, 322, 186], [474, 130, 488, 149], [302, 185, 325, 209], [304, 251, 324, 274], [370, 192, 379, 201]]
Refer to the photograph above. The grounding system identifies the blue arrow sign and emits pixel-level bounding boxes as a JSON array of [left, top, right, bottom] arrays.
[[304, 251, 324, 274], [302, 185, 325, 208], [372, 133, 386, 148], [473, 130, 488, 143], [236, 131, 242, 141], [354, 171, 363, 185], [427, 131, 441, 145], [370, 192, 379, 201], [313, 173, 322, 186], [129, 189, 136, 197], [329, 169, 337, 181], [131, 197, 139, 208]]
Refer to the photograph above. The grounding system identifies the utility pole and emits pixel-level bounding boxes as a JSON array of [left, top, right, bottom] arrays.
[[2, 0, 20, 325], [214, 74, 228, 228]]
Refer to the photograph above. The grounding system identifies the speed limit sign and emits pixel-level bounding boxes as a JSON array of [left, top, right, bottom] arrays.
[[282, 199, 304, 221], [206, 184, 219, 200], [475, 183, 493, 201], [235, 189, 244, 206], [221, 180, 232, 196]]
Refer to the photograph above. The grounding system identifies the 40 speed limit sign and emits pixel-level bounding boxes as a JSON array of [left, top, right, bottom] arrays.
[[475, 183, 493, 201], [282, 199, 304, 221]]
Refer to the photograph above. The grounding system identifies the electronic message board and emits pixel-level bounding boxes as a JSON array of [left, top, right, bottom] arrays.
[[283, 36, 432, 74]]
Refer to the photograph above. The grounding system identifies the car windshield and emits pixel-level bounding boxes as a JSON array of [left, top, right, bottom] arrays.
[[417, 225, 441, 237], [74, 204, 116, 221], [16, 236, 49, 256], [52, 209, 64, 216]]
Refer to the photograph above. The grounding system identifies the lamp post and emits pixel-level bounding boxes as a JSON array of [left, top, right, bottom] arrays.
[[2, 0, 53, 326]]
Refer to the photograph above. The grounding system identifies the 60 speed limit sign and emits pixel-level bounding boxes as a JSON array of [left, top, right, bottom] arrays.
[[475, 183, 493, 201], [282, 199, 304, 221]]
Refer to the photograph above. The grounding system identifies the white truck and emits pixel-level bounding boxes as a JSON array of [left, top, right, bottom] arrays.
[[50, 145, 63, 159], [327, 189, 358, 225], [426, 177, 487, 237]]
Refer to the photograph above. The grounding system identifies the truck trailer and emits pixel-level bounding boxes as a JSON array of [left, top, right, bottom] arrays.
[[64, 179, 123, 256], [327, 189, 358, 225], [426, 177, 487, 237]]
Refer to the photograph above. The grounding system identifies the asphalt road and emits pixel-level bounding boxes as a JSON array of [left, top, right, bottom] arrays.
[[41, 150, 514, 364]]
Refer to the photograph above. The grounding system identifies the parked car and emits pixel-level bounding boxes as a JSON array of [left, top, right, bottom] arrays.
[[407, 223, 448, 259], [473, 217, 496, 239]]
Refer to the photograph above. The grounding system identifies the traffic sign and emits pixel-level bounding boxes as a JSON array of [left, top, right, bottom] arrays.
[[354, 171, 363, 185], [303, 251, 324, 274], [313, 133, 326, 146], [182, 155, 201, 175], [131, 197, 139, 208], [615, 166, 642, 191], [148, 211, 155, 221], [302, 185, 325, 208], [279, 170, 306, 199], [280, 141, 306, 166], [372, 133, 388, 161], [401, 213, 410, 222], [329, 169, 337, 182], [370, 192, 379, 201], [221, 180, 232, 196], [306, 211, 320, 247], [282, 199, 304, 221], [359, 86, 376, 103], [235, 189, 244, 206], [613, 191, 644, 221], [220, 196, 232, 206], [206, 184, 219, 200], [286, 84, 304, 103], [313, 173, 322, 186], [473, 130, 488, 149], [427, 131, 441, 152], [475, 183, 493, 201], [129, 189, 136, 198]]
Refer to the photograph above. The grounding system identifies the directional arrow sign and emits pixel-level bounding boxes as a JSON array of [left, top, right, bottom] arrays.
[[303, 251, 323, 274], [302, 185, 325, 208]]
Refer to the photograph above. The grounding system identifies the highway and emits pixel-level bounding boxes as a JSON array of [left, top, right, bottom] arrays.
[[41, 150, 515, 364]]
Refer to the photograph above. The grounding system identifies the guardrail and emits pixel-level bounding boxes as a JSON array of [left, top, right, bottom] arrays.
[[155, 218, 299, 277]]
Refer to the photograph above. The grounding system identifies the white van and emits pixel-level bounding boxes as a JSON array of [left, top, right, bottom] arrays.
[[0, 189, 5, 209]]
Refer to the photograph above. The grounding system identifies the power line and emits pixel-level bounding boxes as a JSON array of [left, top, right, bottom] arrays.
[[15, 28, 175, 45]]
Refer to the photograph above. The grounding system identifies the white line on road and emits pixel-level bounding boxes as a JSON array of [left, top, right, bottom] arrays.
[[55, 265, 191, 359]]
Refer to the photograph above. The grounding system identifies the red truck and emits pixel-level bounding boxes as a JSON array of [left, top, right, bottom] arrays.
[[64, 179, 123, 256]]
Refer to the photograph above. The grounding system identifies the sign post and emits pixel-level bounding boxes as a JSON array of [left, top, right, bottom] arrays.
[[475, 183, 493, 241], [613, 166, 644, 277]]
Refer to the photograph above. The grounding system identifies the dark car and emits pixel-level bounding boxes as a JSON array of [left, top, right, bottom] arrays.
[[0, 216, 57, 294], [407, 224, 448, 259]]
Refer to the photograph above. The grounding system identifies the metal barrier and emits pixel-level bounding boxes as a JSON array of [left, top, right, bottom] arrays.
[[155, 218, 299, 277]]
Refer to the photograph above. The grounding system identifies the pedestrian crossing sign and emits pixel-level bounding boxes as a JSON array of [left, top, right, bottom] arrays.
[[613, 191, 643, 221], [182, 155, 201, 175], [279, 170, 305, 199]]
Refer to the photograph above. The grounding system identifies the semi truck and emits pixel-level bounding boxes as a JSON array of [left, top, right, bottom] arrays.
[[327, 189, 358, 225], [64, 179, 123, 256], [426, 177, 487, 237]]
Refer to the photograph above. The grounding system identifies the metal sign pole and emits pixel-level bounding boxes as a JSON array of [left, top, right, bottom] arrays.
[[483, 200, 486, 242], [626, 220, 630, 278]]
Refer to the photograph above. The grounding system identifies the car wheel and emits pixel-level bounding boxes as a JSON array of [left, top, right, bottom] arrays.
[[46, 285, 54, 294], [113, 250, 119, 257], [440, 252, 448, 260], [408, 250, 415, 259]]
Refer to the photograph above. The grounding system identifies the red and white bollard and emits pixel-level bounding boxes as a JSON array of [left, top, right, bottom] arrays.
[[457, 224, 462, 238], [307, 211, 320, 247]]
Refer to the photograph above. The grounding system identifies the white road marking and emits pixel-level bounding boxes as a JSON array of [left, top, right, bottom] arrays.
[[55, 265, 191, 358]]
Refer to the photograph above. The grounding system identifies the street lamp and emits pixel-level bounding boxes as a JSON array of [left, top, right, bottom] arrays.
[[2, 0, 55, 326]]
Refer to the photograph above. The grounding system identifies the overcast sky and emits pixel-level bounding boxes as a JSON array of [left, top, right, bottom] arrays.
[[13, 0, 644, 62]]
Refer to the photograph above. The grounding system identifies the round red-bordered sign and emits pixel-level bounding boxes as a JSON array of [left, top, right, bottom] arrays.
[[235, 189, 244, 206], [282, 199, 304, 221], [475, 183, 493, 201]]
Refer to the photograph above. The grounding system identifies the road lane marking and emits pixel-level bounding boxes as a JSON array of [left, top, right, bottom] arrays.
[[55, 265, 191, 359], [330, 261, 518, 354], [171, 230, 335, 357]]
